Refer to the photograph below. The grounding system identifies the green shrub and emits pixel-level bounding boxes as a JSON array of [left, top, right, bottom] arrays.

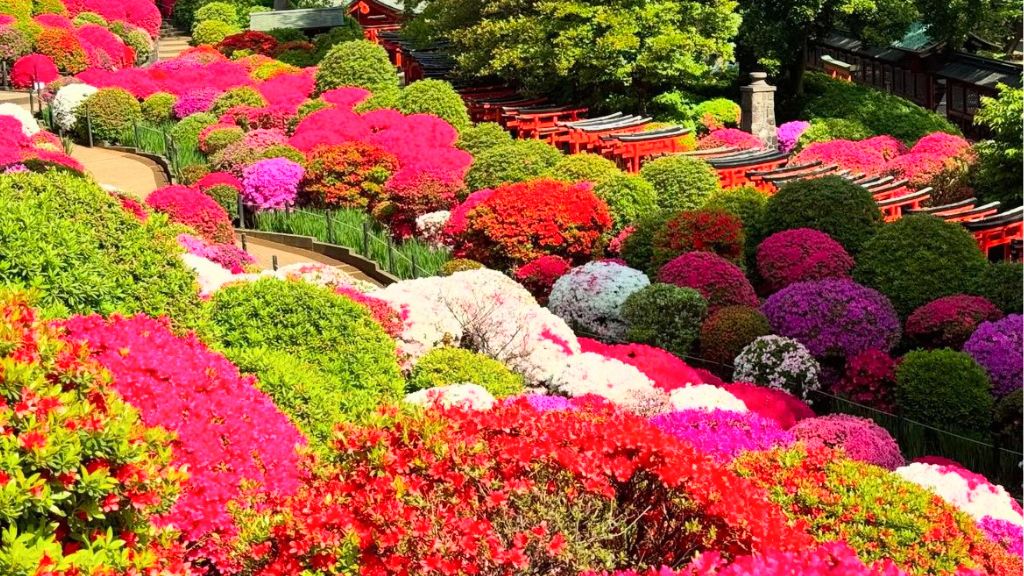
[[639, 155, 720, 212], [440, 258, 485, 275], [276, 48, 316, 68], [763, 176, 881, 254], [79, 87, 142, 143], [178, 164, 210, 185], [594, 174, 658, 231], [971, 84, 1023, 207], [650, 90, 698, 126], [971, 261, 1023, 314], [141, 92, 176, 124], [0, 172, 202, 325], [31, 0, 65, 15], [704, 185, 768, 266], [191, 20, 240, 46], [398, 79, 470, 131], [210, 86, 267, 116], [699, 305, 771, 369], [353, 85, 402, 112], [693, 98, 740, 131], [621, 283, 707, 356], [72, 11, 106, 26], [311, 19, 364, 61], [169, 112, 218, 148], [409, 347, 524, 397], [993, 389, 1022, 447], [796, 117, 873, 148], [456, 122, 513, 156], [464, 140, 563, 191], [854, 215, 988, 316], [546, 153, 622, 186], [620, 210, 672, 273], [266, 27, 308, 43], [798, 72, 959, 143], [202, 125, 244, 154], [225, 346, 348, 452], [194, 1, 238, 24], [296, 97, 331, 121], [122, 27, 154, 65], [895, 349, 993, 439], [203, 184, 239, 219], [314, 39, 397, 94], [209, 279, 404, 419]]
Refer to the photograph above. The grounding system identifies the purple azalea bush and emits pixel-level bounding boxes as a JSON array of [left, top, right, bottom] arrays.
[[978, 516, 1024, 557], [963, 314, 1023, 396], [649, 409, 794, 462], [172, 87, 221, 119], [762, 279, 900, 360], [241, 157, 304, 211], [790, 414, 905, 470], [777, 120, 810, 153]]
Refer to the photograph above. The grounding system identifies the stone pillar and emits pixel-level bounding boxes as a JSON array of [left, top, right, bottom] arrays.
[[740, 72, 777, 148]]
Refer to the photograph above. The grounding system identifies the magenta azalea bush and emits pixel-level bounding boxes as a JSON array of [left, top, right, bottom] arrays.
[[790, 414, 905, 470], [905, 295, 1003, 349], [172, 87, 221, 118], [241, 157, 303, 211], [776, 120, 810, 153], [756, 228, 854, 293], [650, 409, 794, 463], [963, 314, 1023, 396], [658, 251, 758, 312]]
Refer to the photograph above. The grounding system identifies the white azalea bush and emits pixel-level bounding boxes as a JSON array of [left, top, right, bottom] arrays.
[[0, 103, 40, 136], [548, 261, 650, 340], [733, 335, 821, 401], [52, 84, 98, 132], [669, 384, 749, 413]]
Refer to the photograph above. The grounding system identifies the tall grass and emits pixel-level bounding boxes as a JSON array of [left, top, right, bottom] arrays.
[[253, 208, 451, 279], [118, 121, 207, 179]]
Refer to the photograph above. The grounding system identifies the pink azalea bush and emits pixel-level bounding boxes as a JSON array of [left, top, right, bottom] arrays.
[[658, 251, 758, 312], [790, 414, 905, 469], [777, 120, 810, 153], [145, 184, 234, 244], [241, 157, 304, 211], [580, 338, 705, 392], [177, 233, 254, 273], [11, 54, 59, 88], [905, 294, 1003, 349], [698, 128, 762, 150], [883, 133, 975, 204], [172, 87, 221, 118], [794, 139, 887, 175], [756, 228, 855, 293]]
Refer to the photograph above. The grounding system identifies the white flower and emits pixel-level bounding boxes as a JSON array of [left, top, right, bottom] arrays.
[[895, 462, 1023, 526], [270, 262, 373, 292], [415, 210, 450, 246], [551, 352, 668, 415], [0, 104, 40, 136], [548, 261, 650, 341], [52, 84, 97, 132], [180, 253, 255, 296], [733, 335, 820, 401], [404, 383, 496, 411], [669, 384, 748, 413]]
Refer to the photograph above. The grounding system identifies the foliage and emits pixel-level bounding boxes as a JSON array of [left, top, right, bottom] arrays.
[[657, 251, 758, 313], [440, 258, 485, 275], [79, 87, 141, 142], [145, 184, 234, 244], [456, 122, 514, 157], [548, 261, 650, 341], [398, 79, 471, 131], [854, 214, 988, 316], [593, 174, 659, 231], [796, 118, 874, 148], [639, 155, 721, 212], [693, 98, 741, 131], [733, 335, 820, 400], [198, 123, 244, 154], [621, 283, 707, 356], [993, 389, 1022, 447], [833, 349, 899, 412], [699, 306, 770, 368], [905, 294, 1003, 349], [0, 25, 32, 64], [971, 262, 1023, 314], [168, 111, 217, 149], [790, 414, 904, 469], [266, 27, 307, 43], [314, 39, 397, 94], [756, 228, 854, 294], [651, 208, 745, 270], [409, 347, 525, 397], [194, 1, 237, 25], [140, 91, 176, 123], [895, 349, 993, 439], [191, 19, 240, 46], [301, 142, 398, 209], [972, 84, 1023, 207], [310, 19, 364, 61], [465, 139, 564, 191], [209, 85, 267, 116], [963, 314, 1022, 397], [763, 176, 881, 254], [546, 152, 622, 186]]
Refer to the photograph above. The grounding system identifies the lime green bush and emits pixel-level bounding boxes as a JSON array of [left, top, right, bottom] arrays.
[[546, 152, 622, 185], [72, 11, 106, 26], [80, 87, 142, 143], [191, 20, 240, 46], [639, 155, 721, 212], [210, 86, 267, 116], [169, 112, 218, 149], [694, 98, 740, 131], [141, 92, 176, 124], [763, 176, 881, 254], [409, 347, 524, 397], [194, 1, 238, 24], [456, 122, 514, 156], [895, 349, 993, 439], [594, 174, 658, 231], [398, 79, 471, 131], [796, 117, 873, 149], [621, 283, 708, 356], [315, 39, 398, 94], [464, 140, 563, 191], [440, 258, 485, 275]]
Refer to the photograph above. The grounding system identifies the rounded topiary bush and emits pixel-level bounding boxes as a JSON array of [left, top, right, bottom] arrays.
[[141, 91, 177, 124], [639, 155, 721, 212], [651, 208, 744, 270], [79, 87, 142, 142], [833, 349, 899, 412], [145, 184, 234, 244], [733, 335, 821, 400], [699, 305, 771, 368], [762, 176, 881, 254], [658, 251, 758, 313], [756, 228, 854, 294], [191, 20, 240, 46], [703, 186, 767, 241], [311, 20, 364, 60], [169, 112, 218, 148], [208, 278, 404, 420], [972, 262, 1023, 314], [593, 174, 658, 231], [621, 283, 707, 356], [905, 295, 1003, 350], [464, 140, 563, 191], [694, 98, 740, 130], [963, 315, 1022, 397], [790, 414, 904, 470], [209, 86, 267, 117], [854, 214, 988, 316], [194, 1, 238, 24], [456, 122, 513, 157], [762, 279, 900, 361], [620, 210, 671, 273], [548, 261, 650, 341], [398, 79, 470, 131], [315, 39, 398, 94], [409, 347, 524, 397], [895, 349, 993, 439], [546, 152, 621, 185], [796, 117, 873, 148], [993, 389, 1022, 447]]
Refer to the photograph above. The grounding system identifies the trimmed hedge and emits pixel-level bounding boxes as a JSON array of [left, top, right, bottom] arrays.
[[210, 86, 266, 117], [699, 305, 771, 368], [408, 347, 524, 397], [464, 140, 563, 191], [456, 122, 513, 157], [191, 20, 240, 47], [315, 39, 398, 94], [762, 176, 881, 254], [398, 79, 471, 131], [895, 349, 993, 439], [639, 155, 721, 212], [972, 262, 1023, 314], [621, 283, 707, 356], [593, 174, 659, 231], [141, 92, 176, 124], [546, 153, 622, 186]]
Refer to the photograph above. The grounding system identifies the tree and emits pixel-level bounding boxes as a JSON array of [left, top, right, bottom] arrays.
[[916, 0, 1021, 54], [972, 83, 1023, 207], [405, 0, 740, 106]]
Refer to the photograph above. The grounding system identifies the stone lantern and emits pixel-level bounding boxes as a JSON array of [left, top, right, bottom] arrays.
[[740, 72, 777, 148]]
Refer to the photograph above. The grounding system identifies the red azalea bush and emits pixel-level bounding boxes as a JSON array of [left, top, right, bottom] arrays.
[[145, 184, 234, 244], [300, 142, 399, 209], [60, 314, 305, 571], [195, 170, 242, 191], [514, 254, 572, 304], [216, 31, 279, 58], [905, 294, 1004, 349], [857, 135, 907, 160], [698, 128, 763, 150], [721, 382, 815, 429], [651, 208, 745, 268], [219, 103, 293, 131], [658, 252, 758, 313], [373, 170, 462, 239], [790, 414, 905, 469], [794, 139, 887, 175], [35, 27, 89, 73], [580, 337, 706, 391], [756, 228, 855, 294], [10, 53, 59, 88], [248, 401, 811, 574], [832, 349, 899, 412], [452, 178, 612, 269], [78, 23, 132, 69]]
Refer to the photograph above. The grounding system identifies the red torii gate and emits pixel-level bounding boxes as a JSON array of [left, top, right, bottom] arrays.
[[346, 0, 402, 43]]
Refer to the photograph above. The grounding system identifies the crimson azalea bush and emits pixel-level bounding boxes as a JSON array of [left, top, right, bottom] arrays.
[[215, 30, 278, 57], [905, 294, 1003, 349], [699, 306, 771, 369], [145, 184, 234, 244], [755, 228, 854, 294], [514, 254, 572, 304], [245, 401, 812, 574], [884, 133, 976, 205], [60, 313, 305, 571], [579, 337, 706, 391], [658, 251, 758, 313], [651, 208, 745, 269], [833, 349, 899, 412], [790, 414, 904, 469], [720, 382, 814, 429], [10, 53, 59, 87], [373, 170, 461, 239], [451, 178, 612, 269]]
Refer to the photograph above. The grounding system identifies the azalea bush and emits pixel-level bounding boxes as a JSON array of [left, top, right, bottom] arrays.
[[658, 251, 758, 313], [10, 53, 59, 87], [651, 208, 745, 270], [593, 174, 659, 231], [963, 314, 1022, 397], [547, 152, 623, 185], [733, 335, 820, 400], [699, 306, 771, 369], [895, 461, 1024, 527], [314, 39, 398, 94], [464, 139, 564, 191], [301, 142, 399, 209], [514, 255, 571, 304], [698, 128, 762, 150], [793, 139, 887, 175], [78, 86, 141, 142], [621, 283, 707, 356], [398, 78, 471, 131], [832, 349, 899, 412], [242, 157, 303, 211], [651, 409, 794, 463], [755, 228, 854, 294], [790, 414, 904, 469], [548, 261, 650, 341], [579, 338, 706, 391], [375, 171, 462, 239], [720, 382, 814, 429], [905, 294, 1003, 349], [145, 184, 234, 244]]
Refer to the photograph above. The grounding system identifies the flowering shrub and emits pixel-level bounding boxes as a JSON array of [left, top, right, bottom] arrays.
[[209, 86, 266, 116], [452, 178, 612, 269], [10, 53, 59, 88], [895, 349, 993, 439], [979, 517, 1023, 556], [621, 283, 707, 356], [178, 232, 253, 273], [216, 30, 278, 57], [794, 139, 887, 174], [374, 169, 461, 238], [145, 184, 234, 243], [884, 133, 975, 205], [405, 383, 497, 410], [549, 261, 650, 341], [905, 294, 1003, 349], [52, 82, 98, 131], [963, 315, 1022, 397], [35, 27, 89, 73], [790, 414, 904, 469], [299, 142, 398, 209], [579, 338, 705, 391], [756, 228, 854, 293], [651, 208, 745, 268], [658, 251, 758, 313], [410, 346, 525, 397], [639, 155, 721, 211], [720, 382, 814, 429], [859, 135, 908, 159], [699, 306, 770, 368], [171, 86, 220, 118], [762, 279, 900, 360], [0, 25, 33, 65], [0, 103, 40, 136], [776, 120, 810, 153], [314, 39, 398, 93], [698, 128, 762, 150], [61, 313, 304, 570], [78, 23, 133, 69], [651, 409, 794, 463], [833, 349, 899, 412], [895, 462, 1023, 526], [241, 156, 303, 211], [550, 352, 669, 415], [416, 210, 451, 245], [514, 255, 572, 304], [669, 384, 748, 413], [733, 335, 820, 400]]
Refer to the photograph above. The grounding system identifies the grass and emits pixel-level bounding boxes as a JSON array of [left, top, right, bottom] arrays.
[[253, 207, 451, 279], [118, 120, 207, 179]]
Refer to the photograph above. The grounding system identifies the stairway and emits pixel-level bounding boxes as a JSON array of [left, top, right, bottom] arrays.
[[157, 23, 192, 61]]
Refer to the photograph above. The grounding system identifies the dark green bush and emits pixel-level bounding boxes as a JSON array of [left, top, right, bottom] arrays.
[[398, 79, 471, 131], [141, 92, 176, 124], [80, 87, 142, 143], [854, 215, 988, 316], [208, 278, 405, 420], [895, 349, 993, 439], [621, 283, 708, 356], [594, 174, 658, 231], [971, 261, 1023, 314], [620, 210, 672, 274], [266, 27, 308, 43], [204, 184, 239, 219], [209, 86, 266, 117], [0, 172, 202, 326], [639, 155, 721, 212], [699, 305, 771, 369], [650, 89, 698, 126], [545, 153, 622, 186], [169, 112, 218, 148], [315, 39, 397, 94], [993, 389, 1022, 447], [464, 140, 563, 191], [796, 117, 873, 148], [456, 122, 513, 156], [409, 347, 524, 397], [763, 176, 881, 254], [311, 19, 364, 61]]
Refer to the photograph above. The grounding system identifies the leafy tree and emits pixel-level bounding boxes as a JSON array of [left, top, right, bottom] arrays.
[[917, 0, 1021, 53], [972, 83, 1023, 207]]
